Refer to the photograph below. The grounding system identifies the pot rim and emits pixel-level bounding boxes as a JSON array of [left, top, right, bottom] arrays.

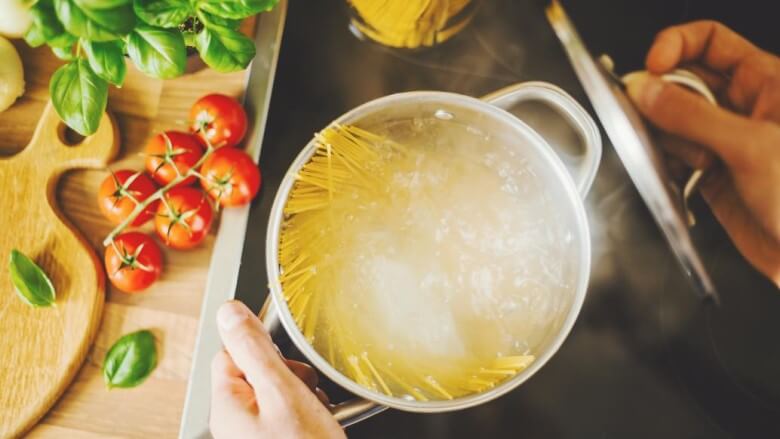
[[265, 89, 592, 412]]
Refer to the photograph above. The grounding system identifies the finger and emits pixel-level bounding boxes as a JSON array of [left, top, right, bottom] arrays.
[[216, 301, 294, 397], [664, 154, 690, 182], [209, 351, 260, 438], [701, 174, 780, 288], [682, 64, 729, 94], [212, 349, 244, 382], [751, 78, 780, 124], [626, 73, 762, 169], [646, 20, 760, 74], [315, 388, 331, 407], [285, 359, 319, 390], [656, 132, 714, 170], [211, 350, 257, 412], [727, 52, 780, 114]]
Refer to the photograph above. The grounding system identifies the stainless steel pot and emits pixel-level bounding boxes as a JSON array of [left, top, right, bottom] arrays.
[[263, 82, 602, 425]]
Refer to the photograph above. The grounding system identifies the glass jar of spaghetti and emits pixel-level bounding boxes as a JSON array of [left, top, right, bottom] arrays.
[[347, 0, 483, 49]]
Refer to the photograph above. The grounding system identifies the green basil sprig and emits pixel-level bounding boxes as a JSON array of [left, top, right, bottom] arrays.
[[103, 329, 158, 389], [49, 34, 79, 60], [197, 0, 279, 19], [55, 0, 135, 42], [50, 58, 109, 136], [76, 0, 131, 9], [25, 0, 281, 136], [26, 0, 66, 47], [195, 10, 241, 30], [133, 0, 191, 28], [195, 26, 255, 73], [82, 39, 127, 85], [127, 24, 186, 79], [8, 249, 56, 308]]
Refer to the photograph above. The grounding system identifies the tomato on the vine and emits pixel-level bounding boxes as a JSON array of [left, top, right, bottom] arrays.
[[155, 187, 214, 249], [97, 170, 159, 226], [105, 232, 163, 293], [189, 94, 248, 148], [145, 131, 204, 187], [199, 147, 261, 207]]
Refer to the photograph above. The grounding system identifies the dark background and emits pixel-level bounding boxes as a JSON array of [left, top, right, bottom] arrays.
[[235, 0, 780, 437]]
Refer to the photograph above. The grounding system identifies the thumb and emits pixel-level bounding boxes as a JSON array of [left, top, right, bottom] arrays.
[[625, 73, 759, 169], [216, 301, 296, 401]]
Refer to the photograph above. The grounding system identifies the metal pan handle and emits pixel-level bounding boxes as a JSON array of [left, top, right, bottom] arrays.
[[259, 297, 386, 427], [482, 81, 603, 198]]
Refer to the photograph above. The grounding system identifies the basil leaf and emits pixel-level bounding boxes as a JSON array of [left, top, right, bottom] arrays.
[[50, 59, 108, 135], [24, 24, 47, 47], [50, 44, 76, 60], [195, 25, 255, 73], [83, 39, 126, 85], [8, 249, 56, 308], [75, 0, 130, 9], [103, 329, 157, 389], [197, 0, 278, 20], [127, 24, 186, 79], [47, 31, 78, 47], [133, 0, 191, 28], [78, 2, 135, 35], [55, 0, 134, 42], [197, 10, 240, 30], [29, 0, 65, 41]]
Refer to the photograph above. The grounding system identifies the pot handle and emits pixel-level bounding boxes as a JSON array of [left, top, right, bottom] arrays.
[[482, 82, 602, 198], [259, 297, 387, 427]]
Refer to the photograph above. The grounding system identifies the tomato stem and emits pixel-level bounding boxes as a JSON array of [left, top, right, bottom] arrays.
[[102, 132, 216, 247]]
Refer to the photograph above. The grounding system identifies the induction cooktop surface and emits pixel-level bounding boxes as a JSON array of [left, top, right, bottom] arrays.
[[233, 1, 780, 437]]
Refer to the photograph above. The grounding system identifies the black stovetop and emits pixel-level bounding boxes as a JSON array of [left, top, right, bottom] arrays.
[[235, 0, 780, 437]]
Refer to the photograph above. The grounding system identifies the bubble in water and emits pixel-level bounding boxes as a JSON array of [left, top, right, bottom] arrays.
[[466, 125, 483, 136], [434, 109, 454, 120]]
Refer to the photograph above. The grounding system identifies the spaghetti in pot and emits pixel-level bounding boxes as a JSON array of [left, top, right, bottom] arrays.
[[277, 124, 547, 401]]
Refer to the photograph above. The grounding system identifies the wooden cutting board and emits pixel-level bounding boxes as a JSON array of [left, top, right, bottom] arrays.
[[0, 103, 118, 438]]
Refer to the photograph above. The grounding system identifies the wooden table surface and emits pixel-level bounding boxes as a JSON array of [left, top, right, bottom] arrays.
[[0, 25, 252, 437]]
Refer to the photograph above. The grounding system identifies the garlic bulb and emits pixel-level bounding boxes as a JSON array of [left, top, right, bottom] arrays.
[[0, 35, 25, 112], [0, 0, 32, 39]]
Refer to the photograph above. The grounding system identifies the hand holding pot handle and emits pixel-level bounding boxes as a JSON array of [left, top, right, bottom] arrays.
[[482, 82, 603, 197], [210, 301, 347, 439], [259, 297, 386, 427]]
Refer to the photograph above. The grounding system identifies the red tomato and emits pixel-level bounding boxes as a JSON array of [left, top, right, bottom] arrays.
[[189, 94, 248, 148], [199, 147, 261, 207], [155, 187, 214, 249], [105, 232, 163, 293], [145, 131, 204, 187], [97, 170, 159, 226]]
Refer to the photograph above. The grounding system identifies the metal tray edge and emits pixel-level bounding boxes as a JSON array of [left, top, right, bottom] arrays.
[[178, 2, 288, 437]]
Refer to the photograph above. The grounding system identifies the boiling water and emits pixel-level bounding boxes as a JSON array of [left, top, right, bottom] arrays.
[[292, 116, 579, 400]]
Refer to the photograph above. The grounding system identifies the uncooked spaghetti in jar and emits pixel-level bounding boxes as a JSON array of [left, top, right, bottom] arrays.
[[347, 0, 482, 49]]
